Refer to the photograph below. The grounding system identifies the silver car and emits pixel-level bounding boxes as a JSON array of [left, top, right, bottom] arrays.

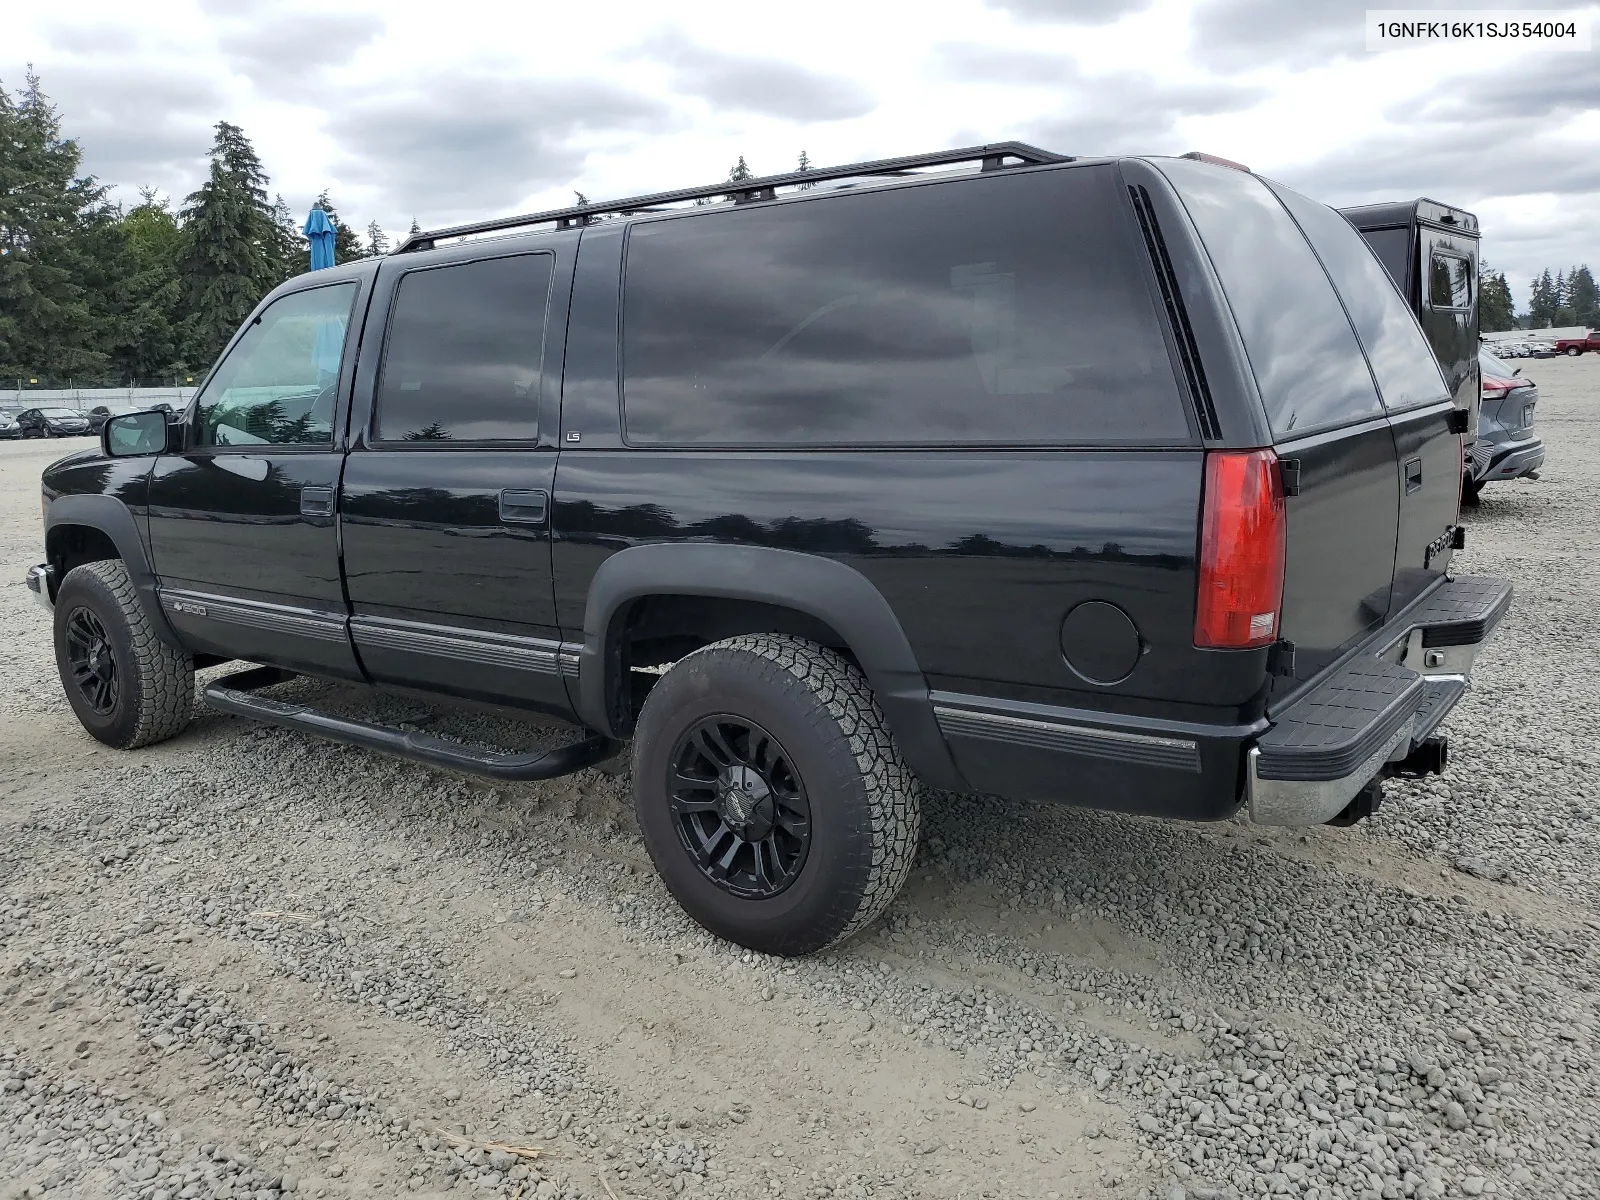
[[1466, 347, 1544, 503]]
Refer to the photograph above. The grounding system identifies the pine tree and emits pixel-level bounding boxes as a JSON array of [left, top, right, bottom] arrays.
[[1478, 263, 1515, 333], [269, 193, 305, 283], [1567, 265, 1599, 329], [796, 150, 814, 190], [96, 192, 186, 383], [574, 191, 589, 207], [313, 191, 366, 264], [1528, 270, 1559, 327], [1554, 267, 1578, 327], [723, 155, 755, 202], [365, 220, 389, 257], [0, 70, 112, 383], [176, 121, 283, 367], [408, 216, 421, 237]]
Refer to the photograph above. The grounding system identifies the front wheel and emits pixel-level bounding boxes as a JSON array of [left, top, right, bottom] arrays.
[[632, 634, 921, 956], [53, 560, 194, 749], [1569, 347, 1583, 356]]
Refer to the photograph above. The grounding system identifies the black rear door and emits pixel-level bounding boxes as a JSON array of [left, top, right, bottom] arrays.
[[339, 241, 578, 719], [1271, 186, 1463, 614], [1157, 159, 1402, 693]]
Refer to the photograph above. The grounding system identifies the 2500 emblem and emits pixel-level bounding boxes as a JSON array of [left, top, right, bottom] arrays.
[[168, 598, 208, 617], [1423, 525, 1461, 568]]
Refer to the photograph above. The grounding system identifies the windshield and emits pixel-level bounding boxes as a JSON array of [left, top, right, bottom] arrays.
[[40, 408, 81, 418]]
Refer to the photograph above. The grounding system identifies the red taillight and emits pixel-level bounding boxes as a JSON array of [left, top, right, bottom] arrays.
[[1195, 449, 1286, 650], [1481, 376, 1515, 400]]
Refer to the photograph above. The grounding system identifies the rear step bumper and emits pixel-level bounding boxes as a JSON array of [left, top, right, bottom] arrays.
[[203, 666, 621, 781], [1247, 575, 1511, 826]]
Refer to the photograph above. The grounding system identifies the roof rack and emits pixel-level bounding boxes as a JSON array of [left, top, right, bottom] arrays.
[[394, 142, 1069, 253]]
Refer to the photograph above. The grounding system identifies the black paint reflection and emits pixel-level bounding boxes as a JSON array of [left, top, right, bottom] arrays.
[[550, 450, 1262, 715]]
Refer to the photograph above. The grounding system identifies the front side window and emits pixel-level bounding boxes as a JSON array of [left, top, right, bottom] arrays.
[[194, 283, 357, 449], [374, 253, 553, 443], [1428, 253, 1473, 309], [621, 165, 1187, 446]]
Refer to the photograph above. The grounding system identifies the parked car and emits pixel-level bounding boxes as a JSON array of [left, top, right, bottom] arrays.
[[85, 403, 169, 434], [16, 407, 92, 438], [1553, 331, 1600, 356], [29, 145, 1511, 955], [0, 411, 20, 440], [1464, 348, 1543, 503]]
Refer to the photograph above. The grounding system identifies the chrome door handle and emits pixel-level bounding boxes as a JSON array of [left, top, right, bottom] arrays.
[[300, 486, 334, 517], [499, 489, 548, 524]]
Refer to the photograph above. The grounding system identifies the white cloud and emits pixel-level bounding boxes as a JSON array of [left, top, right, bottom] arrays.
[[6, 0, 1597, 306]]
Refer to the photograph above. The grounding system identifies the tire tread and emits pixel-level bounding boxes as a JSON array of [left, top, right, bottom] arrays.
[[664, 634, 920, 949], [61, 560, 193, 748]]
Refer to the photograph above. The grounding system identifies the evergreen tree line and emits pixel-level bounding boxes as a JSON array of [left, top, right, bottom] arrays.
[[1479, 262, 1600, 333], [1, 72, 396, 388], [1525, 265, 1599, 329]]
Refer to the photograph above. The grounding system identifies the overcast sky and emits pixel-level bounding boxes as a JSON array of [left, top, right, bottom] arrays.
[[7, 0, 1597, 304]]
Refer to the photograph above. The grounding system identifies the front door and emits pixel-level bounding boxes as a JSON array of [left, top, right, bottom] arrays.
[[339, 244, 576, 719], [146, 279, 364, 678]]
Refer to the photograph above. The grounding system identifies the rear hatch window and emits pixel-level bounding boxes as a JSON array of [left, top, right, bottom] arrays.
[[1265, 183, 1451, 414], [1153, 157, 1382, 440]]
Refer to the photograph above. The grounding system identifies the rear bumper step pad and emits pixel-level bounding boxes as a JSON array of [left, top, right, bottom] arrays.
[[1248, 574, 1510, 826], [1255, 659, 1423, 783], [204, 666, 620, 782], [1406, 575, 1513, 648]]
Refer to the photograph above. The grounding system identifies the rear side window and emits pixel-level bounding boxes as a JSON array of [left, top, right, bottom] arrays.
[[1269, 185, 1451, 414], [621, 165, 1187, 446], [1157, 158, 1382, 440], [375, 253, 553, 442], [1428, 252, 1473, 310]]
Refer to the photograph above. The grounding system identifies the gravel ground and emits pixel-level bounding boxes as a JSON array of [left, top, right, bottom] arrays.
[[2, 357, 1597, 1200]]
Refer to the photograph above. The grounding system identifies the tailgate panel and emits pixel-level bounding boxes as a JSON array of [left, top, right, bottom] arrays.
[[1274, 418, 1400, 699], [1389, 403, 1462, 614]]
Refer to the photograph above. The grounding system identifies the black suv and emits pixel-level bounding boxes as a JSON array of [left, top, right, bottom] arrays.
[[29, 145, 1511, 955]]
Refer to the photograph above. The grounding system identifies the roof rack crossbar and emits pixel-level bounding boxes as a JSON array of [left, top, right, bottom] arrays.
[[395, 142, 1069, 253]]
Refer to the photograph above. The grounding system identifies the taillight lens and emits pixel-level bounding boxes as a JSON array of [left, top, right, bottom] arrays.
[[1195, 449, 1286, 649], [1481, 377, 1514, 400]]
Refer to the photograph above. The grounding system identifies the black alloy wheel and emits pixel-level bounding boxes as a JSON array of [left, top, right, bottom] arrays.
[[64, 605, 118, 714], [668, 715, 812, 898]]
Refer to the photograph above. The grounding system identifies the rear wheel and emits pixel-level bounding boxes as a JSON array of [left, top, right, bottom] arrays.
[[1461, 473, 1482, 507], [53, 560, 194, 749], [632, 634, 920, 956], [1568, 347, 1583, 356]]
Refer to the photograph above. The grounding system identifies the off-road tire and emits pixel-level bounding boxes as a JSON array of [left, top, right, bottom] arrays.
[[632, 634, 920, 956], [53, 560, 194, 749]]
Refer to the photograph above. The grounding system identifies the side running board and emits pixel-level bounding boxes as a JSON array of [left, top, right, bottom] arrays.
[[203, 666, 621, 782]]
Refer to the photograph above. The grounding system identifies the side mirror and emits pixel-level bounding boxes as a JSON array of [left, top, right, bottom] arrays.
[[102, 410, 170, 458]]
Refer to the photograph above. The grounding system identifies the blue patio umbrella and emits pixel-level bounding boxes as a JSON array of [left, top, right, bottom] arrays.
[[303, 206, 337, 271], [302, 207, 344, 382]]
